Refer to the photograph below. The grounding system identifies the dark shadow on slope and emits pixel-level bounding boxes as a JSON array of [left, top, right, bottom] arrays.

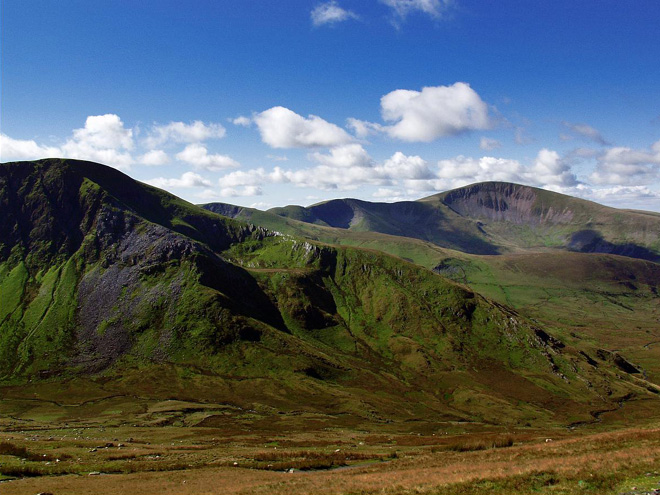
[[194, 251, 288, 333], [569, 230, 660, 263], [0, 159, 89, 262], [311, 200, 501, 255], [309, 200, 357, 229], [268, 204, 325, 225], [56, 159, 249, 253], [203, 203, 247, 219]]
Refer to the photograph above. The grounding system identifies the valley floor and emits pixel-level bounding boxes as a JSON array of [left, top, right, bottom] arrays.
[[1, 402, 659, 495]]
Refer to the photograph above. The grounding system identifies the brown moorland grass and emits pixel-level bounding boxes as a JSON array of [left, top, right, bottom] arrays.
[[1, 426, 659, 494]]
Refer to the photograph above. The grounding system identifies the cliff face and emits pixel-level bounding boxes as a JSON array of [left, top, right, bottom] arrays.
[[435, 182, 660, 260], [441, 182, 575, 225]]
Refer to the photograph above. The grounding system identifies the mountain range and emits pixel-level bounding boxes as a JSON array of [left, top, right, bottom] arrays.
[[1, 158, 659, 428], [208, 182, 660, 261]]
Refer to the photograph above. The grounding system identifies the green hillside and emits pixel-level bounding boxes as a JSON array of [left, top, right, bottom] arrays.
[[271, 198, 500, 254], [2, 159, 656, 428], [203, 199, 660, 389], [257, 182, 660, 262]]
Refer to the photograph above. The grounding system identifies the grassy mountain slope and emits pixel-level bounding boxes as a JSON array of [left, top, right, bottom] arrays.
[[204, 201, 660, 388], [429, 182, 660, 259], [2, 159, 657, 428], [203, 201, 460, 267], [263, 182, 660, 262], [270, 198, 500, 254], [434, 252, 660, 383], [0, 159, 283, 378]]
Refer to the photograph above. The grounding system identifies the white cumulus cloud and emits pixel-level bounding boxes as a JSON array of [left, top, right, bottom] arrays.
[[231, 116, 252, 127], [139, 149, 170, 166], [435, 155, 526, 190], [346, 118, 384, 138], [71, 114, 134, 150], [0, 134, 61, 160], [359, 83, 491, 142], [216, 151, 431, 193], [434, 149, 578, 190], [1, 114, 135, 169], [220, 186, 263, 197], [213, 147, 588, 197], [590, 140, 660, 185], [60, 114, 134, 169], [309, 144, 373, 168], [254, 106, 354, 149], [529, 148, 578, 187], [176, 144, 240, 171], [553, 184, 660, 211], [378, 152, 434, 180], [587, 185, 660, 207], [217, 168, 269, 189]]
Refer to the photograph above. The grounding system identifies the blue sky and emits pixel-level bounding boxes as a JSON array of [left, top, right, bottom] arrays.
[[2, 0, 660, 210]]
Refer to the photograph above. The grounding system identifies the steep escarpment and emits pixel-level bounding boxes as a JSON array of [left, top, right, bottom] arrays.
[[0, 159, 282, 377], [221, 235, 658, 423], [439, 182, 574, 225], [431, 182, 660, 260]]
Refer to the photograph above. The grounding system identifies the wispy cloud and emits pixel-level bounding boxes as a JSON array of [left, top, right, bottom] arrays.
[[381, 0, 452, 26], [561, 121, 609, 146], [311, 1, 359, 26], [479, 137, 501, 151], [143, 121, 226, 149]]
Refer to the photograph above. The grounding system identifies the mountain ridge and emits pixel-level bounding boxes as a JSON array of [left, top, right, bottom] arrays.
[[2, 159, 656, 427], [251, 181, 660, 262]]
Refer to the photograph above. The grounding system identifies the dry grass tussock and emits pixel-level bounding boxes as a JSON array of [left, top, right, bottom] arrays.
[[431, 435, 514, 452], [228, 449, 395, 471], [1, 427, 659, 495]]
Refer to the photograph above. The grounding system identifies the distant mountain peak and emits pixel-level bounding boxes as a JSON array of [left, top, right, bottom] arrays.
[[240, 181, 660, 262]]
